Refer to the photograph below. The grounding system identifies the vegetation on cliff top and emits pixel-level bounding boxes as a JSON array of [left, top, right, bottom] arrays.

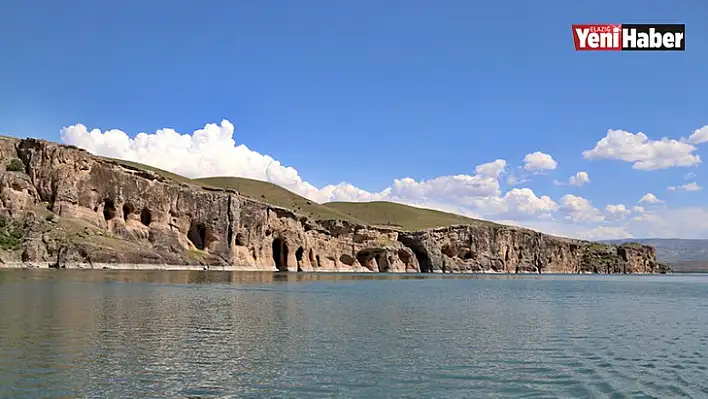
[[325, 201, 499, 230], [104, 157, 498, 230], [194, 176, 365, 223], [195, 178, 499, 230]]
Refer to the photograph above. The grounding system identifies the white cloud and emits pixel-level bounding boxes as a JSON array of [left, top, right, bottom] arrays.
[[579, 226, 634, 240], [59, 120, 506, 216], [568, 171, 590, 186], [684, 172, 696, 180], [687, 125, 708, 144], [559, 194, 604, 223], [605, 204, 631, 221], [623, 207, 708, 239], [475, 159, 507, 178], [506, 174, 529, 186], [522, 151, 558, 172], [667, 182, 701, 192], [501, 188, 558, 219], [638, 193, 663, 204], [583, 129, 701, 170], [62, 120, 708, 241]]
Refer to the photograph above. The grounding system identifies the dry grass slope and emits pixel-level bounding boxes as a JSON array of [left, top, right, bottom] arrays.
[[99, 158, 500, 231], [324, 201, 500, 231], [193, 177, 364, 223]]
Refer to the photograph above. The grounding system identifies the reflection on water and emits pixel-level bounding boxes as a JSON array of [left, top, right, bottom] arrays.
[[1, 270, 707, 398]]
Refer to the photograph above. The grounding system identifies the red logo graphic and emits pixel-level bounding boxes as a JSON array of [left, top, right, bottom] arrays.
[[572, 24, 622, 51]]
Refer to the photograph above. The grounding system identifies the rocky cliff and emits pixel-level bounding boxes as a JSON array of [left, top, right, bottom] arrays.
[[0, 137, 663, 273]]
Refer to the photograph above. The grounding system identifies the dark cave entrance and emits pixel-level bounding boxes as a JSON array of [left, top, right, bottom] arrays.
[[356, 251, 373, 271], [188, 221, 207, 250], [272, 238, 288, 271], [295, 247, 304, 272], [411, 247, 432, 273], [140, 208, 152, 226], [122, 203, 134, 221], [103, 199, 117, 221]]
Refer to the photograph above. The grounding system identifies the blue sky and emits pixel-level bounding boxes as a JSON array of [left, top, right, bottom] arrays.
[[1, 0, 707, 239]]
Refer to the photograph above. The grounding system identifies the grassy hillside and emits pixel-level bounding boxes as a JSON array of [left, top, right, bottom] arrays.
[[103, 158, 501, 230], [324, 201, 499, 231], [193, 177, 364, 223]]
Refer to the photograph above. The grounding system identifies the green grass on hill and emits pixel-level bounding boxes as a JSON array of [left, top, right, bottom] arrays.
[[324, 201, 499, 231], [99, 157, 500, 230], [193, 177, 364, 223]]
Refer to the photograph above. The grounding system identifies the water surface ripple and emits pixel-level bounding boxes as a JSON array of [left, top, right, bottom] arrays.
[[1, 270, 707, 398]]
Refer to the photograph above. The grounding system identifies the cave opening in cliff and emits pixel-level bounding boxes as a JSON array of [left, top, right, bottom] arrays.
[[295, 247, 304, 271], [272, 238, 288, 271], [188, 221, 207, 250], [122, 203, 134, 221], [103, 199, 117, 221], [356, 251, 373, 271], [140, 208, 152, 226], [411, 247, 432, 273]]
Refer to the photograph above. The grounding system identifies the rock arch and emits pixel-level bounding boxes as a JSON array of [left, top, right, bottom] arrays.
[[411, 247, 432, 273]]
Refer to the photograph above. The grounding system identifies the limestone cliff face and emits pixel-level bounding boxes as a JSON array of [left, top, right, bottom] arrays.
[[0, 137, 660, 273], [399, 225, 659, 274]]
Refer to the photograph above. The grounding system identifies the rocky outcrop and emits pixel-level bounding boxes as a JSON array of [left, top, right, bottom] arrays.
[[0, 137, 660, 273]]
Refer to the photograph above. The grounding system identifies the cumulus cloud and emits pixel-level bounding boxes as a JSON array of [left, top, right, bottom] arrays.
[[687, 125, 708, 144], [59, 120, 515, 217], [558, 194, 604, 223], [553, 171, 589, 187], [61, 120, 708, 241], [475, 159, 507, 179], [569, 171, 590, 186], [61, 120, 330, 199], [638, 193, 663, 204], [501, 188, 558, 219], [583, 129, 700, 170], [522, 151, 558, 172], [604, 204, 633, 221], [667, 182, 701, 192]]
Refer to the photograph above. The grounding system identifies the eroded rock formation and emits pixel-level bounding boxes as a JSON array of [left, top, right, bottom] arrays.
[[0, 137, 660, 273]]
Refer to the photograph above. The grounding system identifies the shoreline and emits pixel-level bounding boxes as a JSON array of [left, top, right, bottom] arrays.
[[0, 262, 670, 274]]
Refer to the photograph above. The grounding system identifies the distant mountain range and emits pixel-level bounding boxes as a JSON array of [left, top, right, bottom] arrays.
[[604, 238, 708, 272]]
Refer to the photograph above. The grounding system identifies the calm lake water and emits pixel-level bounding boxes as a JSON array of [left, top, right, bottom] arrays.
[[1, 270, 707, 398]]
